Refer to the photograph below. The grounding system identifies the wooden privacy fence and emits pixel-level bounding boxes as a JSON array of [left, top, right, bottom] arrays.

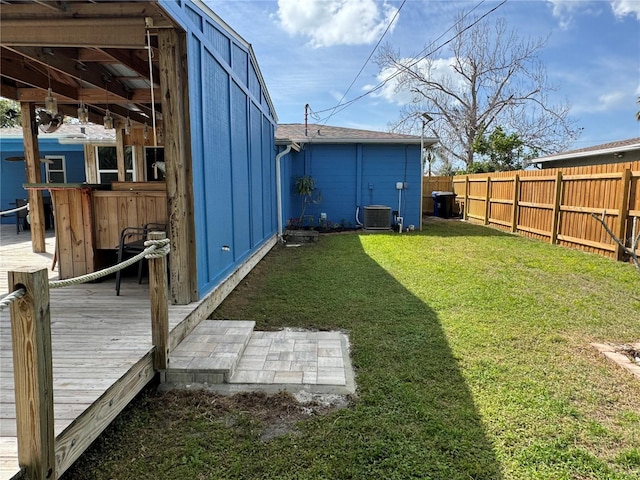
[[422, 160, 640, 262]]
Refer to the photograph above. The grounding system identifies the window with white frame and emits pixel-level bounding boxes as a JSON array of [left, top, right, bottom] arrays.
[[45, 155, 66, 183], [95, 146, 135, 184]]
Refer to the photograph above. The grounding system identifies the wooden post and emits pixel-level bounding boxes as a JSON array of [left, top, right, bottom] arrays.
[[148, 231, 169, 373], [115, 126, 126, 181], [550, 171, 563, 244], [511, 174, 520, 233], [20, 102, 46, 253], [464, 176, 469, 221], [159, 28, 197, 304], [484, 177, 491, 225], [615, 169, 632, 260], [8, 269, 55, 480]]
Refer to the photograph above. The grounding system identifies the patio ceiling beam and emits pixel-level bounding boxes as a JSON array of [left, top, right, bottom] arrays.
[[0, 2, 165, 20], [6, 46, 133, 101], [15, 87, 159, 105], [1, 55, 78, 99], [0, 18, 147, 48]]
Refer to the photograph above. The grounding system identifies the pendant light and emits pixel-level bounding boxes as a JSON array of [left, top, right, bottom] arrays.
[[103, 78, 113, 130], [124, 116, 132, 135], [44, 49, 58, 114], [77, 63, 88, 124]]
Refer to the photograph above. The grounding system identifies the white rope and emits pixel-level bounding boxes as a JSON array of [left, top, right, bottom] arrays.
[[48, 238, 170, 289], [0, 288, 26, 312], [0, 204, 29, 216]]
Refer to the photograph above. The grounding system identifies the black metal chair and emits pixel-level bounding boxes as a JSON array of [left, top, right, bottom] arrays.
[[15, 199, 28, 234], [115, 222, 166, 296]]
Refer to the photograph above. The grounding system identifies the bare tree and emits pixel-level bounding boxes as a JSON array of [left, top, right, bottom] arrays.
[[376, 13, 580, 168]]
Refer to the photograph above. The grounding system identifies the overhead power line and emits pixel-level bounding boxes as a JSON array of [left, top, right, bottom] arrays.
[[315, 0, 507, 124]]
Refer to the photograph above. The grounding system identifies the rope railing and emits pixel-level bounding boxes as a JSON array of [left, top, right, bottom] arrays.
[[0, 288, 26, 312], [48, 238, 170, 288], [0, 203, 28, 216], [1, 238, 170, 310]]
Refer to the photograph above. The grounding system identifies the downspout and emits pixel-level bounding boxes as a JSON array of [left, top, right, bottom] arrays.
[[276, 143, 293, 241]]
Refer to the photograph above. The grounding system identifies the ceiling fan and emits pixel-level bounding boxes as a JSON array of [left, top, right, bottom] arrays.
[[37, 110, 64, 134]]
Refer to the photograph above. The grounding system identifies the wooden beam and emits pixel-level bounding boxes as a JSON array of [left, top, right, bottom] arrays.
[[550, 171, 563, 245], [115, 127, 126, 181], [54, 353, 156, 476], [0, 3, 167, 20], [1, 18, 146, 48], [511, 174, 520, 233], [158, 29, 196, 304], [7, 46, 133, 101], [20, 102, 46, 253], [148, 231, 170, 372], [8, 269, 55, 480], [615, 169, 632, 261], [1, 55, 78, 100]]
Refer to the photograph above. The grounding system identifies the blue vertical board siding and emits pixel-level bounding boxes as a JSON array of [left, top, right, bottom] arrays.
[[306, 145, 357, 226], [232, 44, 248, 87], [160, 0, 277, 297], [249, 103, 263, 246], [0, 138, 85, 223], [204, 23, 230, 64], [361, 144, 421, 225], [282, 143, 421, 229], [230, 81, 251, 259], [187, 36, 209, 291], [202, 50, 233, 281]]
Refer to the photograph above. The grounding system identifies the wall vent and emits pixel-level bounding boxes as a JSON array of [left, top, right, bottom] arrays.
[[363, 205, 391, 230]]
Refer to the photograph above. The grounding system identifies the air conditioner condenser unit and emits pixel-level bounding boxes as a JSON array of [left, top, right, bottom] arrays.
[[363, 205, 391, 230]]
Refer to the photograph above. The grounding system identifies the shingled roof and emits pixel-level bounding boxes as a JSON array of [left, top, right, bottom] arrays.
[[0, 122, 116, 143], [276, 123, 437, 146], [535, 137, 640, 163]]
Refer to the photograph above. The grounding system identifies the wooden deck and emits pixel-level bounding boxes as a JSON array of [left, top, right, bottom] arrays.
[[0, 225, 275, 479]]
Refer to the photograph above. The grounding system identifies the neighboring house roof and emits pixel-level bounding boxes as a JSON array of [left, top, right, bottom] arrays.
[[0, 123, 116, 144], [276, 123, 438, 146], [534, 137, 640, 164]]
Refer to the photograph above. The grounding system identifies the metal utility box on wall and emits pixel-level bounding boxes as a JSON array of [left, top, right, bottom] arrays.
[[363, 205, 391, 229]]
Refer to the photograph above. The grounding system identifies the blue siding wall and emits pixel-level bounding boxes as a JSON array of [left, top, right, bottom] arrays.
[[283, 143, 421, 229], [161, 1, 277, 297], [0, 138, 85, 224]]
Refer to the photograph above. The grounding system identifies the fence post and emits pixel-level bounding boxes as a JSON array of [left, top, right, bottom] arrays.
[[464, 175, 469, 221], [615, 169, 632, 260], [8, 269, 55, 480], [484, 176, 491, 225], [148, 231, 170, 374], [511, 174, 520, 233], [550, 171, 563, 244]]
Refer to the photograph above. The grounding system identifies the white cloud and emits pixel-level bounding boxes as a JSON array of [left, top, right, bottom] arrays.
[[548, 0, 585, 29], [364, 56, 466, 106], [275, 0, 399, 47], [611, 0, 640, 20]]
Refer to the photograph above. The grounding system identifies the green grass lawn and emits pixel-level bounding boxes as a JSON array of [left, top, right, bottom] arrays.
[[63, 219, 640, 480]]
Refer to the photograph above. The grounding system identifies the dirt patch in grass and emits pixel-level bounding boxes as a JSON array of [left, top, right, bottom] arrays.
[[159, 388, 350, 442]]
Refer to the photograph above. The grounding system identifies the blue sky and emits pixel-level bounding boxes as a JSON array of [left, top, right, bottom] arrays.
[[207, 0, 640, 149]]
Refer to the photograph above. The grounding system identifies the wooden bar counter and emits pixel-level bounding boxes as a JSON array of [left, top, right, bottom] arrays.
[[24, 183, 167, 279]]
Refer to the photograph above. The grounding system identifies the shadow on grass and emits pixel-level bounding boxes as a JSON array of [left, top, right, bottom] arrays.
[[213, 234, 504, 479], [421, 216, 512, 237]]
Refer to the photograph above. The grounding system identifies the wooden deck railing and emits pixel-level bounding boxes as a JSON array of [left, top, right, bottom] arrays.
[[422, 160, 640, 262], [6, 232, 169, 480]]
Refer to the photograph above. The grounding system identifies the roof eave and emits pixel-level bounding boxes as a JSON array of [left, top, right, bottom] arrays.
[[535, 143, 640, 163], [275, 137, 438, 146]]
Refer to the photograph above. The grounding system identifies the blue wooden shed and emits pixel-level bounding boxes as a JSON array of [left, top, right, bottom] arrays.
[[276, 124, 438, 233], [1, 1, 277, 305]]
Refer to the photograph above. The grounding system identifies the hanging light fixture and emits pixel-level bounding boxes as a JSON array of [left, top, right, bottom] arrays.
[[44, 49, 58, 114], [78, 103, 88, 124], [103, 77, 113, 130], [143, 122, 149, 140], [124, 115, 132, 135], [77, 63, 88, 124]]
